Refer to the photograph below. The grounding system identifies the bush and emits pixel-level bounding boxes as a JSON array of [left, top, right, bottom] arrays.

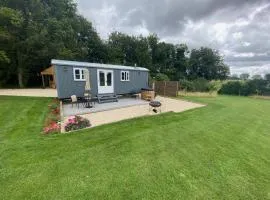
[[179, 78, 210, 92], [43, 122, 60, 134], [209, 80, 223, 92], [179, 79, 194, 91], [192, 78, 210, 92], [64, 115, 91, 132], [43, 98, 60, 134], [155, 73, 170, 81], [218, 81, 243, 95], [218, 79, 270, 96], [247, 79, 268, 95]]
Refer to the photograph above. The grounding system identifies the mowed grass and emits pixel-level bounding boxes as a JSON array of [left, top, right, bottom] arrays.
[[0, 95, 270, 200]]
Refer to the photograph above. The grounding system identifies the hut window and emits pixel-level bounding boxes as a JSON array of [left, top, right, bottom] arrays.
[[121, 71, 130, 81], [99, 71, 105, 86], [107, 72, 112, 86], [73, 68, 86, 81]]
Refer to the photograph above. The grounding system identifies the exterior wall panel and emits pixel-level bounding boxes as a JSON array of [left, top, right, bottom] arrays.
[[55, 65, 149, 99]]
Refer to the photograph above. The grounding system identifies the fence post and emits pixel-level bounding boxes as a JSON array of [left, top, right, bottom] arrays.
[[176, 81, 179, 96], [164, 81, 166, 96]]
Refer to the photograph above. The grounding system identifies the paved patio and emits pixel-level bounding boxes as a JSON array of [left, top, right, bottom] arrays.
[[62, 96, 205, 130], [0, 89, 57, 97], [62, 98, 149, 116]]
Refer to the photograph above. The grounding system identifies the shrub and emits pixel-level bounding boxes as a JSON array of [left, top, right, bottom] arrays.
[[64, 115, 91, 132], [179, 79, 194, 91], [218, 81, 243, 95], [43, 122, 60, 134], [247, 79, 268, 95], [209, 80, 223, 92], [43, 99, 60, 134], [218, 81, 251, 96], [218, 79, 270, 96], [155, 73, 170, 81], [192, 78, 210, 92], [179, 78, 210, 92]]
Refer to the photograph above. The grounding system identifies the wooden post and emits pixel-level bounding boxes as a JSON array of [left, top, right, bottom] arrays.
[[164, 81, 166, 96], [152, 82, 155, 90], [41, 75, 45, 88], [176, 81, 179, 96]]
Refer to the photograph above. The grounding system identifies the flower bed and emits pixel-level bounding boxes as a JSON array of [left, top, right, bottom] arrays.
[[64, 115, 91, 132], [43, 98, 61, 134]]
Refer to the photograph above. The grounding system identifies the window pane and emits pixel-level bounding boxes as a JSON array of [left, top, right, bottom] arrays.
[[107, 72, 112, 86], [121, 72, 125, 80], [81, 70, 85, 79], [75, 74, 80, 79], [126, 72, 129, 80], [99, 72, 105, 86], [75, 69, 80, 80], [75, 69, 80, 75]]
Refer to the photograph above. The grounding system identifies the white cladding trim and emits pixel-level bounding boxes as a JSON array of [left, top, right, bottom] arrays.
[[51, 59, 149, 71]]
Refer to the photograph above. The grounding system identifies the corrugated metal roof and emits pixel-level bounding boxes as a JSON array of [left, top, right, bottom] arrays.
[[51, 59, 149, 71]]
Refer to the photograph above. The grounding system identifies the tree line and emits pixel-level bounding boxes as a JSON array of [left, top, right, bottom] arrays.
[[219, 77, 270, 96], [230, 73, 270, 81], [0, 0, 230, 88]]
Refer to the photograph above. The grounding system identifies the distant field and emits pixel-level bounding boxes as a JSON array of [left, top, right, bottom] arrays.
[[0, 95, 270, 199]]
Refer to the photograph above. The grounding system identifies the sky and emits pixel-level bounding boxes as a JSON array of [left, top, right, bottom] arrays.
[[75, 0, 270, 76]]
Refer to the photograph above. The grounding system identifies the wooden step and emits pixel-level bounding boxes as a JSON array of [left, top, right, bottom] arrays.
[[97, 93, 118, 104]]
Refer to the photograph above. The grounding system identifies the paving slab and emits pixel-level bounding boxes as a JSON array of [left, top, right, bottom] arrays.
[[62, 96, 205, 129]]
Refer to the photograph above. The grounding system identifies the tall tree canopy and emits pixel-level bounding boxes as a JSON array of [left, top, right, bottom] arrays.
[[0, 0, 230, 87], [0, 0, 101, 87], [188, 47, 229, 80]]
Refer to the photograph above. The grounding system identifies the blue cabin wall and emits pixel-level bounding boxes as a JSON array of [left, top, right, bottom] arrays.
[[54, 65, 149, 99], [54, 65, 98, 99], [113, 69, 149, 94]]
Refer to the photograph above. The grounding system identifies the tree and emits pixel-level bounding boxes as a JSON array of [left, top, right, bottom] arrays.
[[107, 32, 151, 68], [230, 74, 239, 80], [252, 74, 262, 80], [174, 44, 188, 80], [1, 0, 235, 87], [0, 0, 102, 87], [154, 42, 175, 76], [240, 73, 249, 80], [264, 73, 270, 81], [0, 6, 23, 86], [147, 33, 159, 74], [0, 7, 23, 64], [187, 47, 229, 80], [154, 73, 170, 81]]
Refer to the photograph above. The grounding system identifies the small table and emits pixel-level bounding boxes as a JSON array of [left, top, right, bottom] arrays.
[[149, 101, 162, 113]]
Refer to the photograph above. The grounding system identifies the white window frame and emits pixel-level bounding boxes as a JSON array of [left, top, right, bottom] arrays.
[[121, 71, 130, 81], [73, 67, 86, 81]]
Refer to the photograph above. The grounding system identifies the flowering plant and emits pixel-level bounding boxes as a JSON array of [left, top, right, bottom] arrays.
[[43, 122, 60, 134], [64, 115, 91, 132], [43, 98, 60, 135]]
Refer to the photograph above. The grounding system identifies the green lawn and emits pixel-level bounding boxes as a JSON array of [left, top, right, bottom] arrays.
[[0, 95, 270, 200]]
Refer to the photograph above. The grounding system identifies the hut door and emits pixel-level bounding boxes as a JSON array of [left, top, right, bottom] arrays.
[[97, 69, 114, 94]]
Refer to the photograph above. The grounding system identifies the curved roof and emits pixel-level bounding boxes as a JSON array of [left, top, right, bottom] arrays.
[[51, 59, 149, 72]]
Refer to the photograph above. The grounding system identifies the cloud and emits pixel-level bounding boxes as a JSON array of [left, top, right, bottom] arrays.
[[76, 0, 270, 75], [229, 61, 270, 76]]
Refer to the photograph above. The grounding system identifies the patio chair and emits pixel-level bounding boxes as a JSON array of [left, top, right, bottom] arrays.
[[71, 95, 78, 108]]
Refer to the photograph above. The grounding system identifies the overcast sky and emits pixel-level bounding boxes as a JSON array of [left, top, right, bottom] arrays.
[[75, 0, 270, 76]]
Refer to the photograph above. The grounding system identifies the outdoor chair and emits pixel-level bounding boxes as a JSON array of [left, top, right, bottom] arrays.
[[71, 95, 78, 108]]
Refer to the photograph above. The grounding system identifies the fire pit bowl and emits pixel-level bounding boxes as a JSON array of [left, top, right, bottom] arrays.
[[149, 101, 162, 113]]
